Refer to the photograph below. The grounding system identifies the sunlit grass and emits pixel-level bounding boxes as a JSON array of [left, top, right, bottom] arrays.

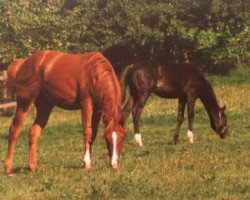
[[0, 68, 249, 199]]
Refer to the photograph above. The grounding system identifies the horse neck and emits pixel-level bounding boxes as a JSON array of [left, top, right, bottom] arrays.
[[101, 94, 121, 126], [102, 103, 123, 137], [199, 81, 220, 130]]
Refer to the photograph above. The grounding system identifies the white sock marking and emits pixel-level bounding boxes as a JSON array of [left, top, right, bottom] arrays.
[[187, 130, 194, 144], [135, 133, 143, 146], [111, 131, 118, 167], [83, 149, 91, 167]]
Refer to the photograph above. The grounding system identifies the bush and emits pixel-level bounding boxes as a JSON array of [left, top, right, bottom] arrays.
[[0, 0, 249, 74]]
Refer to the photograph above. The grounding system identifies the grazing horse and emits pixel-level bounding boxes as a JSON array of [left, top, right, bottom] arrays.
[[5, 50, 126, 175], [119, 61, 228, 146]]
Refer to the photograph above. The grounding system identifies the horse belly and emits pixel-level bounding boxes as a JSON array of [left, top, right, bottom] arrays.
[[154, 83, 179, 98], [40, 79, 81, 110], [154, 90, 179, 98]]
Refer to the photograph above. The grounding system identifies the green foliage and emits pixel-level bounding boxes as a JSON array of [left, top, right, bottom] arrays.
[[0, 0, 249, 74]]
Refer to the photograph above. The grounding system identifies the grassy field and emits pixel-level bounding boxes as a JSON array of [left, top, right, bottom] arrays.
[[0, 66, 249, 199]]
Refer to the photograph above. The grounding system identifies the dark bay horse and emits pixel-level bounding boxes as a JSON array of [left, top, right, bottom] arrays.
[[119, 61, 228, 146], [5, 50, 126, 175]]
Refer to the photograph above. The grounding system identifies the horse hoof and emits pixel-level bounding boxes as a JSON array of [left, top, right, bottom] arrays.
[[187, 130, 194, 144], [174, 136, 179, 144], [135, 133, 143, 146], [6, 170, 14, 176], [5, 166, 13, 176], [188, 138, 194, 144], [30, 167, 38, 172], [29, 164, 38, 172], [84, 164, 91, 170]]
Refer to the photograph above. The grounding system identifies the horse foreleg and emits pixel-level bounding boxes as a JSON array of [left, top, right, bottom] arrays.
[[174, 98, 186, 144], [187, 97, 196, 144], [5, 99, 31, 175], [81, 98, 93, 169], [28, 100, 53, 172], [132, 93, 149, 146], [91, 110, 102, 144]]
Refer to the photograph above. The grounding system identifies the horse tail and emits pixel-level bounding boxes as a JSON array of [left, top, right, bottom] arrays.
[[0, 79, 7, 94], [119, 64, 134, 103], [7, 57, 40, 100], [7, 59, 25, 96]]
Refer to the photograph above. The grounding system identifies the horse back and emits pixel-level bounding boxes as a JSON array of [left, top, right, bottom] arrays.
[[7, 50, 115, 107], [36, 51, 117, 109], [9, 51, 121, 109], [128, 61, 157, 91], [153, 62, 206, 98]]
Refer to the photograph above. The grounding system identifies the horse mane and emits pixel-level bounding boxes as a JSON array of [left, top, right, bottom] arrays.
[[199, 78, 220, 130], [88, 52, 126, 138], [200, 79, 219, 108], [180, 62, 219, 111]]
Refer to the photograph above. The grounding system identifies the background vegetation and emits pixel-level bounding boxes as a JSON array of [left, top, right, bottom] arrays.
[[0, 1, 249, 199], [0, 66, 249, 199], [0, 0, 249, 73]]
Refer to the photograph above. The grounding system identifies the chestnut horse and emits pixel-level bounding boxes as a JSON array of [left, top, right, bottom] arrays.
[[120, 61, 228, 146], [5, 50, 126, 175]]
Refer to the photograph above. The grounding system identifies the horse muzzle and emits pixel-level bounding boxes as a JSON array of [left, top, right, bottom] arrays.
[[111, 161, 119, 169], [219, 127, 229, 139], [111, 157, 120, 169]]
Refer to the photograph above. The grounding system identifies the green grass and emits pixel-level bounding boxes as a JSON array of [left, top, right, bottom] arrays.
[[0, 67, 249, 199]]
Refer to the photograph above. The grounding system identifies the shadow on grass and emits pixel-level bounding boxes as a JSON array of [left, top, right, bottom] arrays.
[[0, 134, 8, 140], [6, 166, 32, 175]]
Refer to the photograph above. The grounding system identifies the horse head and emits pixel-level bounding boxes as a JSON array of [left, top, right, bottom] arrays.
[[104, 124, 125, 168]]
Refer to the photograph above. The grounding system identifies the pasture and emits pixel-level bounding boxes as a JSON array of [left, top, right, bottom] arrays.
[[0, 66, 249, 199]]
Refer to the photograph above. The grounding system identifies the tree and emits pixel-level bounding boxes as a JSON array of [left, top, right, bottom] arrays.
[[0, 0, 248, 74]]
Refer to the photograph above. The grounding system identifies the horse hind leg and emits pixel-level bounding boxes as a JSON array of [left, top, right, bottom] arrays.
[[28, 99, 53, 172], [121, 95, 134, 125], [4, 98, 32, 175], [174, 98, 186, 144], [132, 93, 149, 146]]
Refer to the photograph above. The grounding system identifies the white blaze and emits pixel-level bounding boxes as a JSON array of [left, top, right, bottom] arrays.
[[187, 130, 194, 144], [111, 131, 118, 167], [83, 149, 91, 167], [135, 133, 143, 146]]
